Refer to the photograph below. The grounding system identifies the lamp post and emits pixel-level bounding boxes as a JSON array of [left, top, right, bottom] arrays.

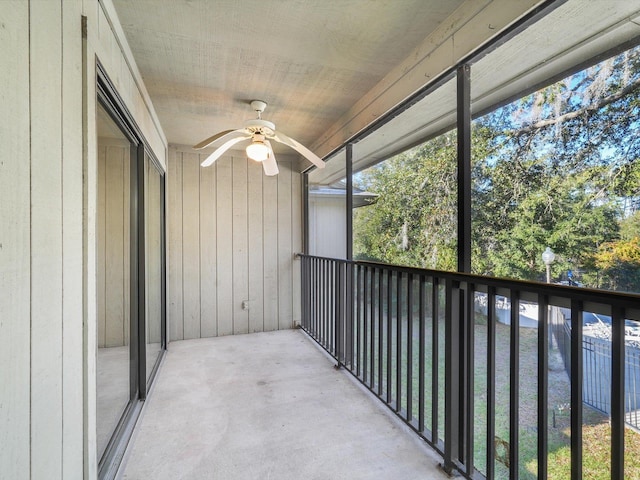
[[542, 247, 555, 284]]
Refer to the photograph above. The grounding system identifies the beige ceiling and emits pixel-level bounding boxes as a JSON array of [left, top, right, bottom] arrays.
[[110, 0, 640, 177], [110, 0, 467, 154]]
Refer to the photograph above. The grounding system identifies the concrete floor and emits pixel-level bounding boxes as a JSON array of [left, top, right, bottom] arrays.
[[118, 330, 449, 480]]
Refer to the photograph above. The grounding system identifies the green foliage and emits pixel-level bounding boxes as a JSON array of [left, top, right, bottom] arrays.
[[593, 237, 640, 292], [353, 45, 640, 292], [353, 132, 458, 269], [621, 211, 640, 240]]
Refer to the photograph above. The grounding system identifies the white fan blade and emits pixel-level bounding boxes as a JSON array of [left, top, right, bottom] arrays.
[[200, 134, 250, 167], [193, 129, 237, 149], [272, 130, 325, 169], [263, 141, 279, 176]]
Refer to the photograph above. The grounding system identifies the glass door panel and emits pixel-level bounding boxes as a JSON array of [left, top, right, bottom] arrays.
[[144, 153, 163, 383], [96, 101, 133, 460]]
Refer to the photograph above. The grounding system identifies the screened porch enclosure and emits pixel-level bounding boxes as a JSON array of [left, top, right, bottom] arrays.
[[296, 2, 640, 478]]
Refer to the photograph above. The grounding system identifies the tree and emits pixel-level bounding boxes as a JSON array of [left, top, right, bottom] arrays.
[[472, 45, 640, 286], [593, 237, 640, 292], [353, 45, 640, 292], [353, 131, 457, 270]]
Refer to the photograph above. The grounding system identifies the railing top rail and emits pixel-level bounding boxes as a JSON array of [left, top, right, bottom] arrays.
[[297, 253, 640, 310]]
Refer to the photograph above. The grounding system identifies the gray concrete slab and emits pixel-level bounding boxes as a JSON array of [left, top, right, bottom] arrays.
[[118, 330, 449, 480]]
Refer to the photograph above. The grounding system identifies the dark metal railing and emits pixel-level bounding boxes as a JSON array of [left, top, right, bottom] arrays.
[[299, 254, 640, 480]]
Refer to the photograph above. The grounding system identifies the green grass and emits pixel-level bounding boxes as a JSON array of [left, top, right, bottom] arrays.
[[545, 422, 640, 479]]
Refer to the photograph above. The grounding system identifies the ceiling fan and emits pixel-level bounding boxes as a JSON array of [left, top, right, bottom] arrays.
[[193, 100, 326, 176]]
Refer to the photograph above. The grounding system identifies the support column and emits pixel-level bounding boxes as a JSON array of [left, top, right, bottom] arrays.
[[457, 64, 471, 273], [346, 143, 353, 260]]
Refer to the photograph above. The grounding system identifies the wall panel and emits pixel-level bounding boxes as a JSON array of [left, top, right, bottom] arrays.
[[168, 146, 302, 340], [181, 152, 201, 339], [277, 163, 293, 330], [291, 174, 303, 325], [247, 160, 265, 332], [216, 155, 234, 336], [262, 168, 280, 332], [0, 2, 31, 478], [61, 1, 85, 472], [168, 148, 184, 340], [30, 2, 64, 476], [199, 152, 217, 337], [232, 157, 249, 334]]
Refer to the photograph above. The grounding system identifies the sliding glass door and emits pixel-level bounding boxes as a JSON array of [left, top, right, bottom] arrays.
[[96, 68, 166, 478]]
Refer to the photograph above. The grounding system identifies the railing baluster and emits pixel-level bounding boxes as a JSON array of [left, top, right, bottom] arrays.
[[378, 267, 384, 397], [308, 257, 312, 333], [387, 271, 393, 405], [570, 299, 583, 480], [334, 262, 344, 367], [313, 258, 317, 338], [345, 262, 354, 368], [612, 305, 625, 480], [316, 257, 319, 337], [538, 293, 549, 480], [364, 266, 370, 383], [396, 271, 403, 413], [370, 267, 376, 389], [329, 259, 333, 351], [356, 264, 361, 377], [407, 273, 414, 422], [331, 260, 335, 355], [331, 261, 336, 355], [487, 286, 496, 480], [334, 260, 338, 355], [301, 257, 314, 330], [509, 289, 520, 478], [301, 256, 306, 329], [444, 278, 460, 474], [418, 275, 425, 433], [326, 260, 330, 351], [464, 284, 474, 475], [320, 259, 324, 343], [432, 277, 440, 445]]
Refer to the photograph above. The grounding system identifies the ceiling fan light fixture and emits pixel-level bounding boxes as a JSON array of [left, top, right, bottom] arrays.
[[246, 139, 270, 162], [195, 100, 325, 172]]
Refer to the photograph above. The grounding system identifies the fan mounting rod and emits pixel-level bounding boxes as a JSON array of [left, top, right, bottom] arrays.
[[250, 100, 267, 118]]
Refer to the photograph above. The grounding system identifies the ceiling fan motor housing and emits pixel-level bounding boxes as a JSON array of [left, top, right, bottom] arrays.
[[250, 100, 267, 114]]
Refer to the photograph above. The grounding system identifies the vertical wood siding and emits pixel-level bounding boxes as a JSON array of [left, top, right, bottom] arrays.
[[1, 2, 32, 478], [0, 1, 85, 478], [0, 1, 168, 478], [168, 148, 303, 341], [61, 0, 84, 473], [30, 2, 64, 476]]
